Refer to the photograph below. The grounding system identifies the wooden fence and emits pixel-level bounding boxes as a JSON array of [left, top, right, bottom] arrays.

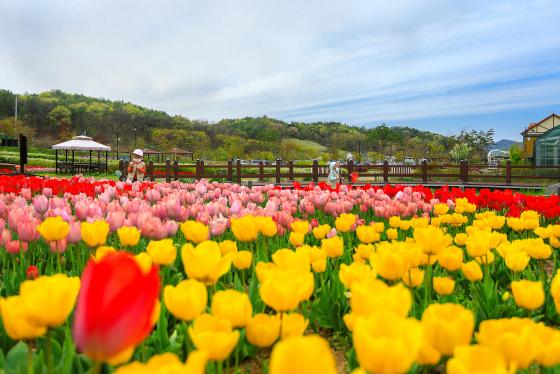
[[118, 159, 560, 188]]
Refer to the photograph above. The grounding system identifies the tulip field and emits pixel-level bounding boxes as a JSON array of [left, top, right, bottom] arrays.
[[2, 175, 560, 373]]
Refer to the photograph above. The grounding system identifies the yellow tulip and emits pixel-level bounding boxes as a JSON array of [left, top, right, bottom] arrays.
[[461, 260, 483, 282], [257, 216, 277, 237], [339, 262, 376, 289], [552, 270, 560, 313], [433, 277, 455, 296], [321, 236, 344, 258], [218, 240, 238, 255], [354, 244, 374, 261], [232, 250, 252, 270], [335, 213, 356, 233], [37, 216, 70, 242], [505, 249, 530, 272], [114, 352, 208, 374], [230, 215, 258, 242], [211, 289, 252, 328], [20, 274, 81, 327], [311, 256, 327, 273], [356, 225, 380, 244], [421, 303, 474, 356], [389, 216, 401, 228], [272, 248, 310, 273], [81, 220, 110, 247], [413, 226, 451, 255], [454, 233, 467, 246], [386, 228, 398, 240], [180, 220, 209, 243], [353, 311, 422, 374], [181, 241, 232, 285], [289, 231, 305, 247], [402, 268, 424, 288], [437, 246, 463, 271], [349, 279, 411, 320], [188, 314, 240, 361], [117, 226, 141, 247], [370, 245, 409, 281], [269, 335, 337, 374], [134, 252, 153, 275], [146, 239, 176, 265], [246, 313, 280, 348], [477, 317, 538, 369], [511, 280, 544, 310], [447, 345, 509, 374], [465, 230, 494, 258], [312, 224, 331, 240], [163, 279, 207, 322], [433, 203, 449, 216], [280, 312, 308, 339], [0, 296, 47, 340], [94, 246, 116, 262], [533, 323, 560, 367], [259, 269, 314, 312], [416, 337, 441, 366], [290, 220, 309, 234]]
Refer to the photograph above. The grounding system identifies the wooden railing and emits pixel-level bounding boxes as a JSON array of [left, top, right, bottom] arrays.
[[118, 159, 560, 187]]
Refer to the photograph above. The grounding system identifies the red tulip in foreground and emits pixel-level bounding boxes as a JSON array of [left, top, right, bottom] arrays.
[[73, 251, 161, 364]]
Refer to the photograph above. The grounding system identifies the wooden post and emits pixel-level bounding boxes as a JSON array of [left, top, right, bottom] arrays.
[[275, 159, 281, 184], [173, 160, 179, 180], [165, 159, 171, 183], [55, 150, 58, 174], [89, 150, 92, 170], [195, 160, 201, 180], [148, 161, 154, 181], [459, 160, 465, 182], [105, 152, 108, 173], [312, 159, 318, 183], [227, 160, 233, 182], [236, 160, 241, 184], [347, 160, 354, 182], [506, 160, 512, 184], [463, 160, 469, 183], [97, 150, 101, 172], [118, 160, 124, 180], [421, 160, 428, 183], [200, 160, 205, 180], [383, 160, 389, 183], [71, 150, 75, 174], [288, 161, 294, 181], [259, 161, 264, 182]]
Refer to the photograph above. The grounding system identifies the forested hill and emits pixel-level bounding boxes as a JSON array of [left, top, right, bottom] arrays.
[[0, 89, 487, 161]]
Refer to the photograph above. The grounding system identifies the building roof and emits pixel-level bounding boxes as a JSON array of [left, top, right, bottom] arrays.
[[521, 113, 559, 135], [52, 136, 111, 151], [142, 148, 160, 154]]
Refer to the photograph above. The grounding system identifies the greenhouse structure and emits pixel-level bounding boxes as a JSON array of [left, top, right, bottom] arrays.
[[535, 126, 560, 166]]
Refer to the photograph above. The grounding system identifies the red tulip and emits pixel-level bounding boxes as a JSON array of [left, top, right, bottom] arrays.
[[73, 251, 160, 364], [26, 265, 39, 279]]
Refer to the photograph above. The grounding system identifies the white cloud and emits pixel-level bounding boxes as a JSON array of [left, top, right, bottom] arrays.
[[0, 0, 559, 138]]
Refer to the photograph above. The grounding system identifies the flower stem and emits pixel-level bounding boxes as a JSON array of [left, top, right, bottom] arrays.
[[46, 329, 53, 374], [423, 256, 432, 309], [27, 340, 33, 374], [91, 361, 102, 374]]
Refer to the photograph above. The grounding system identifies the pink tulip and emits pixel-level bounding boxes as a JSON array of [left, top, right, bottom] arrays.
[[32, 195, 49, 215], [49, 239, 68, 253], [209, 215, 228, 237], [164, 220, 179, 237], [6, 239, 25, 254], [17, 217, 39, 243], [67, 221, 82, 244], [106, 211, 126, 232]]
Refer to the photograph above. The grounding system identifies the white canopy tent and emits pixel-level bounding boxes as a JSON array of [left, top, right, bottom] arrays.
[[52, 136, 111, 174]]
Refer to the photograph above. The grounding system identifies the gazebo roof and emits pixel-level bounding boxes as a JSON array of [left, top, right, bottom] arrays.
[[169, 147, 193, 154], [142, 148, 160, 154], [52, 136, 111, 151]]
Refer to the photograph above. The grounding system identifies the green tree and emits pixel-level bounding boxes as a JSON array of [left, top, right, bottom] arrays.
[[509, 144, 523, 166], [450, 143, 472, 163]]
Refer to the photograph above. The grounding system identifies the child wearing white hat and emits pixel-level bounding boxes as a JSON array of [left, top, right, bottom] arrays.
[[126, 149, 146, 182]]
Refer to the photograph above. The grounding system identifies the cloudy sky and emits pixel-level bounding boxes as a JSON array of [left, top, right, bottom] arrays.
[[1, 0, 559, 140]]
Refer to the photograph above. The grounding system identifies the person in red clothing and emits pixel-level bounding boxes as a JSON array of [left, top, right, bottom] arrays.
[[126, 149, 146, 182]]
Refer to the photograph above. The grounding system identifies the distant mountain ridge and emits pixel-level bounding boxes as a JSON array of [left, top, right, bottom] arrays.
[[488, 139, 522, 151]]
